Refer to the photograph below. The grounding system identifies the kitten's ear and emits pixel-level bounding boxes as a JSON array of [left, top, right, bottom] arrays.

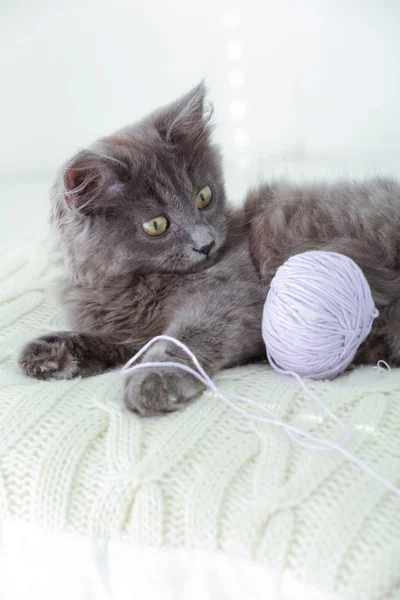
[[154, 81, 212, 146], [63, 151, 128, 214]]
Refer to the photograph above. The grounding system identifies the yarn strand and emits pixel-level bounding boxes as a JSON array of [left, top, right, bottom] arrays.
[[122, 335, 400, 497]]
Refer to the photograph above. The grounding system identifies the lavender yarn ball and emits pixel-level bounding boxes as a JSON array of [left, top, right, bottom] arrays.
[[262, 251, 379, 380]]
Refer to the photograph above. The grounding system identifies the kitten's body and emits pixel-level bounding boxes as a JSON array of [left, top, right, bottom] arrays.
[[19, 84, 400, 415]]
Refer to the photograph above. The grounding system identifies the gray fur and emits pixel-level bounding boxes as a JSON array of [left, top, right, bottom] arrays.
[[19, 83, 400, 415], [20, 83, 265, 415]]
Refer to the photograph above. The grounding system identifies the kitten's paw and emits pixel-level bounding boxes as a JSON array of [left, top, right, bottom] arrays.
[[19, 334, 80, 381], [124, 368, 203, 417]]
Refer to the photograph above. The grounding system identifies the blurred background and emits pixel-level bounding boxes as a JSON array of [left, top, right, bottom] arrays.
[[1, 0, 400, 250]]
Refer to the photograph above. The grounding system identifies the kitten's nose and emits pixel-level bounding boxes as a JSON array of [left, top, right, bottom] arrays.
[[194, 240, 215, 256]]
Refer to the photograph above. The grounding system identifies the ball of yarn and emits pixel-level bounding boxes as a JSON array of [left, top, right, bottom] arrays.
[[262, 251, 379, 380]]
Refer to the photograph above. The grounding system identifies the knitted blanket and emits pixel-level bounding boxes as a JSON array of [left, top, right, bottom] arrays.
[[1, 239, 400, 600]]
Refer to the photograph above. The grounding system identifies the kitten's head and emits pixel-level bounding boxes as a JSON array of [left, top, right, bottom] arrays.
[[51, 82, 228, 284]]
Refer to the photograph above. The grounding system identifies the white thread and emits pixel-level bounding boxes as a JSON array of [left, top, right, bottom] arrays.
[[373, 360, 391, 372], [122, 335, 400, 497]]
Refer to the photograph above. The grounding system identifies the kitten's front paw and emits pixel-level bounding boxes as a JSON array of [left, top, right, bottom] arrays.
[[124, 368, 203, 417], [19, 334, 80, 380]]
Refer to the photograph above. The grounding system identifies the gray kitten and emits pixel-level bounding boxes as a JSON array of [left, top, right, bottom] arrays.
[[19, 83, 400, 415]]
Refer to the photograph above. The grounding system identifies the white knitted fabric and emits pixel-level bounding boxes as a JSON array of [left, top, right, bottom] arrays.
[[1, 239, 400, 600]]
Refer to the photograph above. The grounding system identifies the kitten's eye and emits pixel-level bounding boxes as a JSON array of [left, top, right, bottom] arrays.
[[196, 185, 213, 209], [142, 216, 169, 237]]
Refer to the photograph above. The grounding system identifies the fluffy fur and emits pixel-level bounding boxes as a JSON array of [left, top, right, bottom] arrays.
[[19, 83, 400, 415]]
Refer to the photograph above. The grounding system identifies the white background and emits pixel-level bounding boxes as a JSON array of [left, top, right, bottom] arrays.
[[1, 0, 400, 249]]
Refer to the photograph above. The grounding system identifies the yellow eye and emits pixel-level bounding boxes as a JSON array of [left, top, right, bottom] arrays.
[[142, 216, 169, 237], [196, 185, 213, 209]]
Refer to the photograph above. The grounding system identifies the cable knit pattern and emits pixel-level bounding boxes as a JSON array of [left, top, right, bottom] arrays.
[[0, 239, 400, 600]]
